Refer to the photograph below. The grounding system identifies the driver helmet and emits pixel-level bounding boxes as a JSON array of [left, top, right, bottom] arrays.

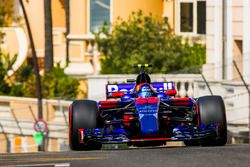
[[137, 84, 153, 98]]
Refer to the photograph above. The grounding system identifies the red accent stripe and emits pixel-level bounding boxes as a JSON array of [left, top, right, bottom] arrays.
[[136, 98, 147, 104], [172, 102, 190, 106], [172, 97, 190, 101], [99, 100, 118, 109], [165, 90, 177, 96], [100, 105, 118, 109], [100, 101, 118, 105], [131, 138, 173, 142], [112, 92, 125, 98], [147, 97, 159, 104], [123, 115, 134, 126], [195, 103, 200, 126], [78, 128, 84, 143], [172, 98, 190, 106]]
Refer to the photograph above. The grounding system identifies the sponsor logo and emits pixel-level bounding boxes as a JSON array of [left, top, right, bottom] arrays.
[[107, 82, 174, 93]]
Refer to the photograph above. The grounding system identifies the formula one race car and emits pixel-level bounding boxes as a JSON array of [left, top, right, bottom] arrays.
[[69, 64, 227, 150]]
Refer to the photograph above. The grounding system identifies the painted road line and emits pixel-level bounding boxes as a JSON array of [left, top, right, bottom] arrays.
[[55, 163, 71, 167], [0, 162, 70, 167], [0, 150, 103, 157], [24, 157, 106, 161], [0, 157, 107, 164]]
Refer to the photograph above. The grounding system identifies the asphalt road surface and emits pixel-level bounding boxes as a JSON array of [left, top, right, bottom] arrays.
[[1, 144, 250, 167]]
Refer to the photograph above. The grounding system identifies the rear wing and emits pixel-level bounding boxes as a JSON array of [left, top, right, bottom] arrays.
[[106, 82, 175, 98]]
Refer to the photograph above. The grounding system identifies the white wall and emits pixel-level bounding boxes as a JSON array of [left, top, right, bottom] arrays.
[[203, 0, 223, 80]]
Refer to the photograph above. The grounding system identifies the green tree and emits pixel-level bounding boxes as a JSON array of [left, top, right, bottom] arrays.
[[23, 64, 79, 99], [95, 10, 205, 74], [0, 0, 14, 27], [0, 0, 14, 46], [0, 51, 17, 94], [9, 62, 32, 96], [42, 64, 79, 99]]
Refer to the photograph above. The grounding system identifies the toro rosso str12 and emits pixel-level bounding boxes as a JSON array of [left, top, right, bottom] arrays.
[[69, 64, 227, 150]]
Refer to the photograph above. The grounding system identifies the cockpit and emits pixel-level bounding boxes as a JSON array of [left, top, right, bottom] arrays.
[[135, 70, 154, 98]]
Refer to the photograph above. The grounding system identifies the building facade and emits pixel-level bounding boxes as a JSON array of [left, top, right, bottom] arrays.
[[0, 0, 207, 76], [66, 0, 206, 76], [204, 0, 250, 83], [202, 0, 250, 142]]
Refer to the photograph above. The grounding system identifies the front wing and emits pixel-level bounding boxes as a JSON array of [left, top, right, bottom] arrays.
[[78, 125, 217, 144]]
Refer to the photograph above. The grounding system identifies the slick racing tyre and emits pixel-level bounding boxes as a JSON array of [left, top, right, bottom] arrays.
[[69, 100, 102, 150], [196, 96, 227, 146]]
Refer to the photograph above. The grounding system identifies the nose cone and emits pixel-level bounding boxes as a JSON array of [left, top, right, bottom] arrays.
[[135, 98, 159, 137]]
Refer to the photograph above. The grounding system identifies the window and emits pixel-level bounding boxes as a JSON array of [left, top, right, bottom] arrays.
[[90, 0, 110, 33], [177, 0, 206, 35], [197, 1, 206, 34], [180, 3, 193, 32]]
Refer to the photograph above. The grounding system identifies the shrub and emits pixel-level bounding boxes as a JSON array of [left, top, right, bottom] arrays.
[[95, 10, 205, 74]]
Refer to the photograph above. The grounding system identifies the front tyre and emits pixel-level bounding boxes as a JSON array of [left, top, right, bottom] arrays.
[[69, 100, 102, 150], [197, 96, 227, 146]]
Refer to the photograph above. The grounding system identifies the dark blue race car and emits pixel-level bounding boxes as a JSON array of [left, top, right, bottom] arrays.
[[69, 64, 227, 150]]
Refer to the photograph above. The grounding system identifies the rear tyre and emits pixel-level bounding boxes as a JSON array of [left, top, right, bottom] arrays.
[[69, 100, 102, 150], [196, 96, 227, 146]]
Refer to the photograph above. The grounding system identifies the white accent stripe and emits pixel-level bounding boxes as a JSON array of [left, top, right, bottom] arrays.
[[1, 163, 70, 167]]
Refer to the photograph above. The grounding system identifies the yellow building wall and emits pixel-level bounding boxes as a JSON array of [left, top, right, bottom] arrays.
[[52, 0, 67, 65], [12, 135, 38, 153], [10, 101, 56, 121], [70, 0, 87, 34], [112, 0, 163, 22], [25, 136, 38, 152], [0, 29, 19, 58], [7, 135, 61, 153], [68, 0, 165, 63], [69, 0, 165, 35], [0, 134, 7, 153], [163, 0, 175, 29], [49, 138, 58, 151], [52, 0, 66, 27], [22, 0, 67, 65], [23, 0, 45, 57]]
